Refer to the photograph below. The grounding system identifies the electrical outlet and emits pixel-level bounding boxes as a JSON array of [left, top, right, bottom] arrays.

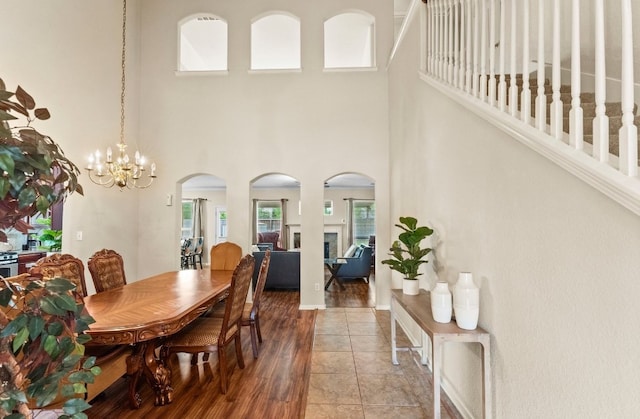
[[76, 231, 83, 241], [314, 283, 320, 291]]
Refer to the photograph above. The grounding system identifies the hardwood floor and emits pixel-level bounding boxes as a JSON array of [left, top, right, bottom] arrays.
[[87, 291, 314, 419]]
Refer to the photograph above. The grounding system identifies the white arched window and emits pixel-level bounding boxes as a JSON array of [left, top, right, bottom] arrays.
[[251, 13, 301, 70], [178, 14, 227, 72], [324, 12, 375, 69]]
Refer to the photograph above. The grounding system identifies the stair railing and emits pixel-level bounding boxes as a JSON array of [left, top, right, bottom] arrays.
[[421, 0, 640, 216]]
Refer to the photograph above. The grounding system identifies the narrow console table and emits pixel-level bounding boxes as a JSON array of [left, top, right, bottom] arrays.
[[390, 289, 491, 419]]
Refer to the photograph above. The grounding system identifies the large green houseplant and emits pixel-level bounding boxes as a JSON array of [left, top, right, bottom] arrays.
[[1, 77, 97, 419], [381, 216, 434, 295]]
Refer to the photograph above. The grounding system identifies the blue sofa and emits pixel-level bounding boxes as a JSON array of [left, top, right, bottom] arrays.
[[252, 251, 300, 290], [336, 245, 372, 283]]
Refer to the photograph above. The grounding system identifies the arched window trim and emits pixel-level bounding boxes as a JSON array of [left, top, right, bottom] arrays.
[[323, 9, 377, 71], [250, 11, 302, 72], [176, 12, 229, 74]]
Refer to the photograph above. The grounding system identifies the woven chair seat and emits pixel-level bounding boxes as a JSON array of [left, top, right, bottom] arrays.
[[209, 302, 252, 321], [166, 317, 240, 348]]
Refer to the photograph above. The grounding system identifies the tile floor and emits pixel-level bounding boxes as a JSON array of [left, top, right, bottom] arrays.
[[304, 307, 461, 419]]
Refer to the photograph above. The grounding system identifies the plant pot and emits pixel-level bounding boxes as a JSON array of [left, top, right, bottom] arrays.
[[402, 278, 420, 295], [430, 281, 452, 323]]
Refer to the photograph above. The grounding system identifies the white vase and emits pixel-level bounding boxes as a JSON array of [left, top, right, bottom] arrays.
[[402, 278, 420, 295], [430, 281, 452, 323], [453, 272, 479, 330]]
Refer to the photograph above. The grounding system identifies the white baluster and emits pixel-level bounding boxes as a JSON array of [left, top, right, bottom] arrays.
[[440, 1, 446, 79], [498, 0, 507, 110], [479, 0, 488, 100], [592, 0, 609, 162], [435, 1, 441, 78], [521, 0, 531, 124], [459, 0, 467, 88], [443, 0, 449, 81], [472, 0, 480, 97], [465, 0, 473, 93], [508, 0, 518, 116], [569, 0, 583, 149], [619, 0, 638, 176], [488, 0, 496, 105], [427, 2, 433, 74], [550, 0, 564, 140], [448, 0, 455, 83], [453, 0, 459, 84], [535, 0, 547, 132]]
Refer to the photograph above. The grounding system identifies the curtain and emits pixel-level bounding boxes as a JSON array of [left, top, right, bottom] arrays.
[[191, 199, 206, 258], [345, 198, 354, 245], [280, 198, 288, 249], [252, 199, 258, 243]]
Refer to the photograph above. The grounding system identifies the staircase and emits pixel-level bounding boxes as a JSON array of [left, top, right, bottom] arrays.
[[499, 74, 640, 163]]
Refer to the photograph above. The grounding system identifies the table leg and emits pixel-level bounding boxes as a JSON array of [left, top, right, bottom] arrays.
[[391, 304, 399, 365], [433, 336, 442, 419], [481, 338, 492, 419], [126, 340, 174, 408]]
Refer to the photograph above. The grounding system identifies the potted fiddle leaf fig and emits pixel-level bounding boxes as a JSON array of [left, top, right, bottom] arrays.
[[381, 216, 434, 295], [1, 76, 96, 418]]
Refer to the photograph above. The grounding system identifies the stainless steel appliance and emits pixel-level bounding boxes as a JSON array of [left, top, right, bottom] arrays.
[[0, 251, 19, 277]]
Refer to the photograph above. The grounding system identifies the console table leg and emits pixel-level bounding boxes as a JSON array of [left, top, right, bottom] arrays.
[[391, 306, 399, 365], [481, 338, 492, 419], [432, 337, 442, 419], [420, 330, 429, 365]]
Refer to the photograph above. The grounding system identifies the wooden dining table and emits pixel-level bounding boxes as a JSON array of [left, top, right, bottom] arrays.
[[83, 269, 232, 409]]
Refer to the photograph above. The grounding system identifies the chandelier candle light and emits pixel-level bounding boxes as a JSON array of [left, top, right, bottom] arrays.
[[86, 0, 156, 190]]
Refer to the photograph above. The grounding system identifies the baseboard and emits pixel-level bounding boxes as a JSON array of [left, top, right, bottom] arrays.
[[441, 376, 475, 419], [299, 304, 326, 310]]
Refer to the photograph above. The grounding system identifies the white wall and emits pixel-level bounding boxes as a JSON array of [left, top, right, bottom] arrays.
[[1, 0, 393, 308], [389, 8, 640, 418], [0, 0, 141, 296]]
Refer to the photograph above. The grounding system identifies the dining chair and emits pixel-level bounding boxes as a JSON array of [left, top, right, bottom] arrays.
[[29, 253, 88, 297], [191, 236, 204, 269], [160, 253, 255, 394], [209, 249, 271, 358], [180, 238, 193, 269], [209, 241, 242, 271], [87, 249, 127, 293]]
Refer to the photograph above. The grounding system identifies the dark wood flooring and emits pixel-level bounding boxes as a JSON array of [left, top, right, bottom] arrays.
[[87, 291, 314, 419]]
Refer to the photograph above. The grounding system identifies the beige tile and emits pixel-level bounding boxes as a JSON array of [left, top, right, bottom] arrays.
[[312, 351, 355, 374], [357, 374, 420, 406], [344, 307, 375, 313], [308, 373, 361, 405], [315, 320, 349, 335], [346, 311, 378, 323], [305, 403, 364, 419], [314, 334, 352, 352], [317, 310, 347, 323], [363, 405, 430, 419], [353, 352, 403, 375], [350, 335, 389, 352], [347, 321, 385, 336]]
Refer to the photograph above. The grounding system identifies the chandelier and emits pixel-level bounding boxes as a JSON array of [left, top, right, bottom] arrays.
[[86, 0, 156, 189]]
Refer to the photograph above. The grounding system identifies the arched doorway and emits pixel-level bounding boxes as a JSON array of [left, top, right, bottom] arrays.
[[323, 173, 375, 307]]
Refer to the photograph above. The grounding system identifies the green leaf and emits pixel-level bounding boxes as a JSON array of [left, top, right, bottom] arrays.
[[28, 315, 45, 340], [62, 398, 92, 415], [76, 333, 92, 345], [90, 366, 102, 376], [47, 320, 64, 336], [63, 353, 83, 368], [40, 295, 67, 316], [53, 294, 77, 312], [0, 287, 13, 306], [1, 313, 28, 337], [45, 277, 77, 293], [44, 334, 59, 356], [0, 151, 15, 174], [13, 326, 29, 352], [82, 356, 96, 369], [68, 370, 95, 384]]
